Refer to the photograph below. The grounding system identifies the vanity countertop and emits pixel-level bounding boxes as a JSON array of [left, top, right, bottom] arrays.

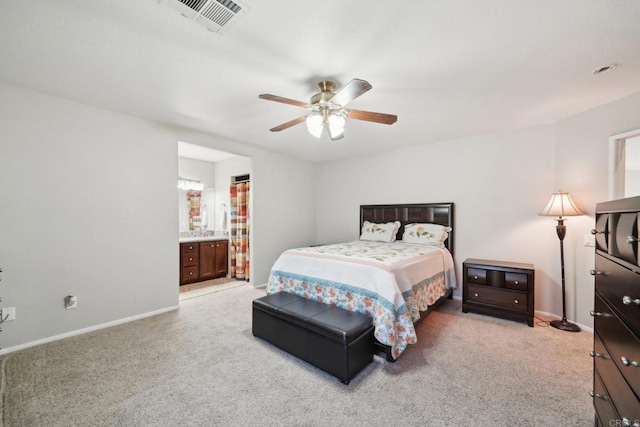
[[179, 235, 229, 243]]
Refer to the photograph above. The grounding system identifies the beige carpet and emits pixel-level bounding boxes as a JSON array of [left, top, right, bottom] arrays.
[[1, 285, 594, 426], [179, 277, 236, 293]]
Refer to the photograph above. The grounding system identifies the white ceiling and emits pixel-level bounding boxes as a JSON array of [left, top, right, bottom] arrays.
[[1, 0, 640, 163], [178, 140, 237, 162]]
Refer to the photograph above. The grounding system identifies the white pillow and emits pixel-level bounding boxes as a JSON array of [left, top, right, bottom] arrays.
[[403, 223, 451, 247], [360, 221, 401, 243]]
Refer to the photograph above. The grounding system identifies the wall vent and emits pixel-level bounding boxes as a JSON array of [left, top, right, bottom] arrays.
[[159, 0, 246, 34]]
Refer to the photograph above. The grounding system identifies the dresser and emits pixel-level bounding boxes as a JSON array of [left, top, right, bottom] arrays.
[[180, 239, 229, 285], [592, 197, 640, 427], [462, 258, 535, 327]]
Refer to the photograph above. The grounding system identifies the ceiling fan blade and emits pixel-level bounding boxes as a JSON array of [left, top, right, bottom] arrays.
[[259, 94, 309, 109], [330, 79, 372, 107], [269, 116, 307, 132], [347, 109, 397, 125]]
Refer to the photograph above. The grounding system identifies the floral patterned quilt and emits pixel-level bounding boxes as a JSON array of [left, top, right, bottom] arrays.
[[266, 241, 456, 359]]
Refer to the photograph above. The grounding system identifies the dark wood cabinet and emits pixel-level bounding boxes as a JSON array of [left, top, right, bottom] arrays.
[[180, 239, 228, 285], [592, 197, 640, 427], [462, 258, 535, 327], [214, 240, 228, 277]]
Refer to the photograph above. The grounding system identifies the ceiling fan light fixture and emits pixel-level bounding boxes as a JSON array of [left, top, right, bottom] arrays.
[[306, 114, 324, 138], [327, 112, 346, 138]]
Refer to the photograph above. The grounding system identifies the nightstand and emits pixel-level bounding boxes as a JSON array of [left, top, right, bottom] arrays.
[[462, 258, 535, 327]]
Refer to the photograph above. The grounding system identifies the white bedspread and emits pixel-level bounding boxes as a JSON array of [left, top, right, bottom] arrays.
[[266, 240, 457, 359]]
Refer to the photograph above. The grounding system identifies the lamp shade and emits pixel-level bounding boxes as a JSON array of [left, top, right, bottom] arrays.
[[539, 191, 584, 217]]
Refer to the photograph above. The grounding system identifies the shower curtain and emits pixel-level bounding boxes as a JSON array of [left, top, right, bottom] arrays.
[[230, 181, 250, 281]]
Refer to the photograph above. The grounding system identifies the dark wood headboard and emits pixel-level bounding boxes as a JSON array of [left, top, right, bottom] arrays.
[[359, 203, 454, 256]]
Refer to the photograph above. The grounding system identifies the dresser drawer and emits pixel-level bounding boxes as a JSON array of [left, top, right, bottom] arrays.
[[466, 284, 527, 313], [595, 254, 640, 334], [505, 272, 528, 291], [593, 370, 620, 427], [611, 213, 639, 266], [594, 213, 609, 253], [594, 294, 640, 401], [594, 351, 640, 424]]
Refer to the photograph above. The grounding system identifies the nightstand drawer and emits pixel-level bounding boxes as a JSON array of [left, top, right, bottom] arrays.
[[467, 268, 487, 285], [505, 272, 528, 291], [467, 284, 527, 313]]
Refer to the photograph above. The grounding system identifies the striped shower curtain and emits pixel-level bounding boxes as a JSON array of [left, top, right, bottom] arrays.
[[230, 181, 250, 281]]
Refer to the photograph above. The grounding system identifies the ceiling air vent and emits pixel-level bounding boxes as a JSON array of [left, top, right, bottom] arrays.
[[159, 0, 246, 34]]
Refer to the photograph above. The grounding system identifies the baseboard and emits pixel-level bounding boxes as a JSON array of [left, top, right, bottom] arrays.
[[0, 305, 179, 356], [534, 309, 593, 334]]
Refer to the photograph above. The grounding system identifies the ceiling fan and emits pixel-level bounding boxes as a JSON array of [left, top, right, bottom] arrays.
[[259, 78, 397, 141]]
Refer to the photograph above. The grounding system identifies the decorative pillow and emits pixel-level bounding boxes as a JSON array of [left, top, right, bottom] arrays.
[[360, 221, 401, 243], [403, 223, 451, 247]]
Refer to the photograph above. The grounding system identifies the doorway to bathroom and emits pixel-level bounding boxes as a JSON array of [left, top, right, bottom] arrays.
[[177, 141, 253, 300]]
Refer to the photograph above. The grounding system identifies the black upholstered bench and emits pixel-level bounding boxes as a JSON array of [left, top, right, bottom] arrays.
[[252, 292, 374, 384]]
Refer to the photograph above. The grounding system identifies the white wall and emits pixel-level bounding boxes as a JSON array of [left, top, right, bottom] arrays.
[[316, 91, 640, 330], [315, 126, 556, 314], [0, 83, 316, 352], [0, 83, 179, 350]]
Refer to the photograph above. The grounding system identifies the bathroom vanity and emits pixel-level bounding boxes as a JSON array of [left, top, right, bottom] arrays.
[[180, 237, 229, 285]]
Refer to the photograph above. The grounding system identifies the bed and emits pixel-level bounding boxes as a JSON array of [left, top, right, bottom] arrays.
[[266, 203, 456, 361]]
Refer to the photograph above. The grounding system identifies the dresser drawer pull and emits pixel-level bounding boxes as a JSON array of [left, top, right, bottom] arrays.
[[622, 418, 640, 427], [474, 292, 479, 297], [627, 235, 640, 243], [622, 296, 640, 306], [589, 270, 605, 276], [621, 356, 640, 367], [589, 351, 610, 359], [589, 391, 608, 400], [514, 281, 519, 285], [591, 229, 605, 235], [189, 272, 193, 275], [473, 275, 478, 280], [514, 299, 519, 304], [590, 310, 612, 318]]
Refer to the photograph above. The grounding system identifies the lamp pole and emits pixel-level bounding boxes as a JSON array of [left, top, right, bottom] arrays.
[[550, 217, 581, 332]]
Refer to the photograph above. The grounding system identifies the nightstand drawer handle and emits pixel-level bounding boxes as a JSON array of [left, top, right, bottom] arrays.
[[514, 280, 519, 285], [474, 292, 479, 297], [589, 270, 605, 276], [591, 229, 605, 235], [473, 275, 478, 280], [627, 236, 640, 244], [622, 417, 640, 427], [623, 296, 640, 306], [189, 272, 193, 275], [514, 299, 519, 304], [589, 391, 608, 400], [589, 351, 609, 359], [621, 356, 640, 367]]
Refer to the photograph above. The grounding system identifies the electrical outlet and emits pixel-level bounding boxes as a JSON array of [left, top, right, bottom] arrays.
[[65, 295, 78, 310], [1, 307, 16, 321]]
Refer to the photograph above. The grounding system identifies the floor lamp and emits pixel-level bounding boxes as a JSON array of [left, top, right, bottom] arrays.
[[540, 190, 584, 332]]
